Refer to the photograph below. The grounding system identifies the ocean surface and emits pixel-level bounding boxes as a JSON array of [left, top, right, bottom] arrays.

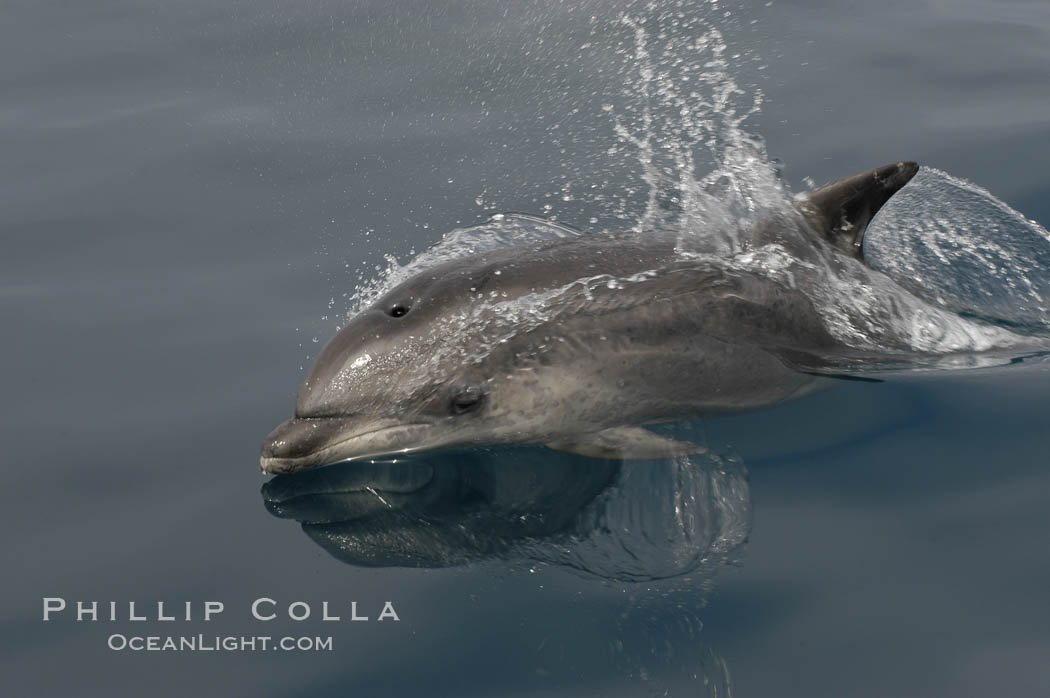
[[3, 1, 1050, 696]]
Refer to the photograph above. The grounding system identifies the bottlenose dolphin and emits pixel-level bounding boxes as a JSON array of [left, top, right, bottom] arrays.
[[261, 162, 919, 473]]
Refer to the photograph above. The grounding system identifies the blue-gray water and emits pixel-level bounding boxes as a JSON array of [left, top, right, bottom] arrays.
[[4, 1, 1050, 696]]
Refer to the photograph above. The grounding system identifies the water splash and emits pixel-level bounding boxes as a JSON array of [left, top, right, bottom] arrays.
[[596, 12, 1046, 358], [335, 6, 1048, 368], [866, 166, 1050, 333], [607, 13, 786, 254]]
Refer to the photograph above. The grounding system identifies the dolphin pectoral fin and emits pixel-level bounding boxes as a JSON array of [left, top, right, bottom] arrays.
[[545, 427, 705, 461], [797, 161, 919, 261]]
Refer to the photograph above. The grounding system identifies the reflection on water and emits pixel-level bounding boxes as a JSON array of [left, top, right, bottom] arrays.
[[263, 427, 750, 584], [262, 428, 750, 693]]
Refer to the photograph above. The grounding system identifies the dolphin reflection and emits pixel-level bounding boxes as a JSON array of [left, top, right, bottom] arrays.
[[262, 436, 751, 582]]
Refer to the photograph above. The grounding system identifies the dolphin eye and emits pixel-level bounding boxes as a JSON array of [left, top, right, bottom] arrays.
[[388, 304, 410, 318], [450, 385, 485, 415]]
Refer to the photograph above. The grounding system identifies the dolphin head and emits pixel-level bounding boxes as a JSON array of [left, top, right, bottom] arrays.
[[260, 249, 603, 474]]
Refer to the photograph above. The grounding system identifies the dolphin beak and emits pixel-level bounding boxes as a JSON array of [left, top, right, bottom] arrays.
[[260, 416, 431, 474], [261, 417, 347, 472]]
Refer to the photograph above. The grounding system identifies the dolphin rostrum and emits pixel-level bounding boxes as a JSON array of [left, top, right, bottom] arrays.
[[261, 162, 919, 474]]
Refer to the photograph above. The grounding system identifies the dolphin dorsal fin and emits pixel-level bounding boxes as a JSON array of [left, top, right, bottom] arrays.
[[797, 161, 919, 260]]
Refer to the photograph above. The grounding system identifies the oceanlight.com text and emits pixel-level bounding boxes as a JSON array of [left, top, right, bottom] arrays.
[[107, 634, 334, 652]]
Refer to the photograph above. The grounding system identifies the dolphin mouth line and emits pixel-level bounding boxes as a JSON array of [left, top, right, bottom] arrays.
[[260, 422, 431, 475]]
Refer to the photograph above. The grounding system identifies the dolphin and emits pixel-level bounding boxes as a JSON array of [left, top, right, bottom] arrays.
[[261, 162, 919, 474]]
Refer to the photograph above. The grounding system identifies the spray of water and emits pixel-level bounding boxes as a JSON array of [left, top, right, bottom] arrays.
[[338, 6, 1048, 370]]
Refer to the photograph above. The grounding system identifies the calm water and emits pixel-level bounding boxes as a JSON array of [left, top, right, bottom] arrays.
[[4, 1, 1050, 696]]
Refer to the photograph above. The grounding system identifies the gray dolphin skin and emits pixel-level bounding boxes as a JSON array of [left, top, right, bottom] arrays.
[[261, 162, 919, 474]]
